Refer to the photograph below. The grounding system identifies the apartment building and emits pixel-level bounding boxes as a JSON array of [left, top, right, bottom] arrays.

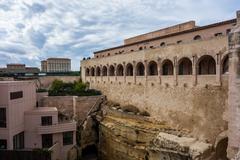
[[0, 81, 76, 160]]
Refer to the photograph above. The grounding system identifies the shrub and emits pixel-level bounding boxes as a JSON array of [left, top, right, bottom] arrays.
[[121, 105, 139, 114], [139, 111, 150, 117], [48, 79, 101, 96]]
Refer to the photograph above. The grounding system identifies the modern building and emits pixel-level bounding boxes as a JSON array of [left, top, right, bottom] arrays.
[[0, 81, 76, 160], [41, 58, 71, 73], [0, 64, 40, 76]]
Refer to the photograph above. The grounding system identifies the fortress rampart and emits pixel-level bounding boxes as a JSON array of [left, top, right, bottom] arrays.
[[80, 18, 237, 148]]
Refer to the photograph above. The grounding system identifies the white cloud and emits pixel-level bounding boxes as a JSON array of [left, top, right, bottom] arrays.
[[0, 0, 239, 70]]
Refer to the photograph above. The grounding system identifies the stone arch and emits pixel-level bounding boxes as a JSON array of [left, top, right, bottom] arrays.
[[148, 61, 158, 75], [102, 66, 107, 76], [96, 66, 101, 76], [193, 35, 202, 40], [126, 63, 133, 76], [178, 57, 192, 75], [222, 54, 229, 74], [90, 67, 95, 76], [85, 68, 90, 76], [162, 59, 173, 75], [198, 55, 216, 75], [136, 62, 145, 76], [116, 64, 124, 76], [109, 65, 115, 76]]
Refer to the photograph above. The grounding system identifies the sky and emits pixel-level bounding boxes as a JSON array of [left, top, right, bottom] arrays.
[[0, 0, 239, 71]]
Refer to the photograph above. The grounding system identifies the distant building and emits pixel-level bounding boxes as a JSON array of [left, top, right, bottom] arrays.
[[41, 58, 71, 73], [0, 81, 76, 160], [0, 64, 40, 75]]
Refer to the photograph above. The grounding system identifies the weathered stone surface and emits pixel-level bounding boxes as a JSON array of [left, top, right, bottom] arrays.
[[149, 132, 212, 159]]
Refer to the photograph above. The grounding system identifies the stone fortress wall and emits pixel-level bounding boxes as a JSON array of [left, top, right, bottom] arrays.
[[80, 18, 237, 153]]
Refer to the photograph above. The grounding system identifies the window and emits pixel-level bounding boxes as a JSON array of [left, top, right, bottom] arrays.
[[226, 29, 231, 35], [193, 35, 202, 40], [0, 108, 6, 128], [214, 32, 223, 37], [10, 91, 23, 100], [177, 40, 182, 44], [0, 140, 7, 149], [63, 131, 73, 145], [160, 42, 166, 47], [13, 132, 24, 149], [42, 134, 53, 148], [41, 116, 52, 126]]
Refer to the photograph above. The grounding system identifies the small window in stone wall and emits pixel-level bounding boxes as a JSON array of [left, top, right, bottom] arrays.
[[150, 46, 154, 49], [214, 32, 223, 37], [226, 29, 231, 35], [10, 91, 23, 100], [131, 50, 134, 52], [63, 131, 73, 145], [193, 35, 202, 40], [177, 40, 182, 44], [160, 42, 166, 47], [139, 47, 143, 50]]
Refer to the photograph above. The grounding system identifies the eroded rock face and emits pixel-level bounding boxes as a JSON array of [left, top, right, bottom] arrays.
[[98, 105, 214, 160], [149, 132, 212, 160]]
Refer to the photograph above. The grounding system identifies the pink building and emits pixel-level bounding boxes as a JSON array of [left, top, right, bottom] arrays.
[[0, 81, 76, 160]]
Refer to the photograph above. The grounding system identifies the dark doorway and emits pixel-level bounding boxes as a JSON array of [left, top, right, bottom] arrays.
[[216, 137, 228, 160], [82, 145, 98, 160]]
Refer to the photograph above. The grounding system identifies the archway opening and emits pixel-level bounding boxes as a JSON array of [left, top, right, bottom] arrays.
[[162, 60, 173, 75], [198, 55, 216, 75], [178, 58, 192, 75], [85, 68, 90, 76], [148, 61, 158, 75], [109, 65, 115, 76], [126, 63, 133, 76], [117, 64, 124, 76], [102, 66, 107, 76], [96, 67, 101, 76], [136, 62, 145, 76], [90, 67, 95, 76]]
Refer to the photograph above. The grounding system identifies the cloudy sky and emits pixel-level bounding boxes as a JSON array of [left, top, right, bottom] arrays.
[[0, 0, 239, 70]]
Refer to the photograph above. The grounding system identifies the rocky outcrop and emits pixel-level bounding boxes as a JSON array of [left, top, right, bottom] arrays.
[[98, 105, 215, 160]]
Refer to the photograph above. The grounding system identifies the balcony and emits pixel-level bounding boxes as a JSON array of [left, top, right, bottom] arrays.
[[37, 121, 76, 135]]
